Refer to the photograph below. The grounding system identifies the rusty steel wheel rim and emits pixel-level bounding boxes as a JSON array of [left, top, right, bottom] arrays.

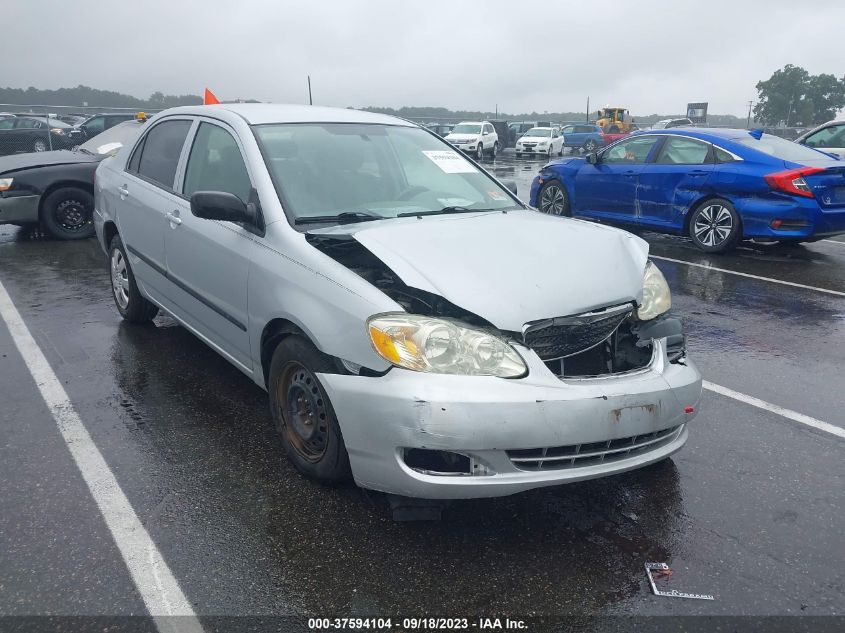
[[278, 362, 329, 462]]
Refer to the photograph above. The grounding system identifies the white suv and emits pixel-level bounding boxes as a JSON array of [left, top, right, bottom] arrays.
[[445, 121, 499, 159]]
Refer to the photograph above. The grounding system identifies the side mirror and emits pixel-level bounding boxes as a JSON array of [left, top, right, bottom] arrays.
[[501, 179, 518, 196], [191, 191, 253, 224], [587, 152, 599, 165]]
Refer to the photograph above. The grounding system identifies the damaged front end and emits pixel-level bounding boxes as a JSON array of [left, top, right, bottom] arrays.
[[307, 232, 685, 379]]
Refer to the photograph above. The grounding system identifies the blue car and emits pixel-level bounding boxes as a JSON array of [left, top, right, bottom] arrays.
[[529, 128, 845, 252], [559, 123, 605, 153]]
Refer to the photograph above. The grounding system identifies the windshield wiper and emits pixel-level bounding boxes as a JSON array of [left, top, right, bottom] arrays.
[[397, 206, 498, 218], [294, 211, 386, 225]]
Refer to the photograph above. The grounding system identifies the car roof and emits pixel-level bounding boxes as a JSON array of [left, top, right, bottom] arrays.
[[634, 127, 753, 141], [155, 103, 416, 127]]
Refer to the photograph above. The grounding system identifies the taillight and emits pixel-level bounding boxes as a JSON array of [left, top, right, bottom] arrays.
[[764, 167, 824, 198]]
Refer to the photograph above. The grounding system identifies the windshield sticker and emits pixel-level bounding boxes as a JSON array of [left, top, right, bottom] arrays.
[[437, 198, 476, 208], [488, 190, 507, 201], [422, 150, 478, 174]]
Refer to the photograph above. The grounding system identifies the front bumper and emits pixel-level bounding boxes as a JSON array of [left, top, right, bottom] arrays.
[[319, 339, 701, 499], [516, 145, 551, 154], [0, 193, 40, 224]]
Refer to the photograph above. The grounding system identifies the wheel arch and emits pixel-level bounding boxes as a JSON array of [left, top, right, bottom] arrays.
[[260, 318, 311, 389], [102, 220, 119, 251]]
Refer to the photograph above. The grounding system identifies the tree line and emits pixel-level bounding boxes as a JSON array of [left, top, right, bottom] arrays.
[[754, 65, 844, 126]]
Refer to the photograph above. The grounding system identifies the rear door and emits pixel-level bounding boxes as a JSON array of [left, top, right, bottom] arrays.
[[637, 135, 715, 228], [574, 135, 660, 220], [166, 119, 256, 371], [117, 117, 194, 301]]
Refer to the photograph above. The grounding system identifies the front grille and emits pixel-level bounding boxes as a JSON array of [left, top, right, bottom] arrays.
[[523, 304, 633, 361], [507, 425, 683, 471]]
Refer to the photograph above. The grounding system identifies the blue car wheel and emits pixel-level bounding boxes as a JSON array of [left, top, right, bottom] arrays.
[[538, 182, 570, 216], [688, 198, 741, 253]]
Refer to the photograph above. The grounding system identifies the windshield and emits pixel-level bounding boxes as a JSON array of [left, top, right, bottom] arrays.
[[737, 133, 834, 162], [652, 121, 668, 129], [450, 124, 481, 134], [524, 128, 552, 137], [254, 123, 518, 225], [79, 120, 145, 155]]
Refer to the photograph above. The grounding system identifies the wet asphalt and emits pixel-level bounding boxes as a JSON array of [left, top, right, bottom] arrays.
[[0, 151, 843, 625]]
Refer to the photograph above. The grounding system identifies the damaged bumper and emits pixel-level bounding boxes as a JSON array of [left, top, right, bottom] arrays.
[[319, 338, 702, 499]]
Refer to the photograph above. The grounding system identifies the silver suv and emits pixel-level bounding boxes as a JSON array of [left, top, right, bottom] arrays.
[[94, 104, 701, 500]]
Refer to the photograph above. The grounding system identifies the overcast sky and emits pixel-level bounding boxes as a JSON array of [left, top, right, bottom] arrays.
[[4, 0, 844, 116]]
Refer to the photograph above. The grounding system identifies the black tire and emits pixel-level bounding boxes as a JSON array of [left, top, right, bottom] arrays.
[[688, 198, 741, 253], [491, 141, 498, 158], [32, 138, 48, 152], [269, 336, 351, 484], [538, 181, 570, 216], [558, 144, 564, 157], [108, 234, 159, 322], [40, 187, 95, 240], [583, 139, 599, 153], [476, 143, 483, 160]]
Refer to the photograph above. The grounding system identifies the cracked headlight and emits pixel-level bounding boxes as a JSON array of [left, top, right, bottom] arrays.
[[368, 314, 527, 377], [637, 261, 671, 321]]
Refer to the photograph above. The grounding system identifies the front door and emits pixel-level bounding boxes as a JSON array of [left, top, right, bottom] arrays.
[[637, 135, 715, 228], [165, 119, 255, 372], [574, 135, 660, 221]]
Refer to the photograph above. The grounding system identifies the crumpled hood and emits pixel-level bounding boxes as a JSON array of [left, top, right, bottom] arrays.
[[0, 149, 99, 175], [310, 210, 649, 331]]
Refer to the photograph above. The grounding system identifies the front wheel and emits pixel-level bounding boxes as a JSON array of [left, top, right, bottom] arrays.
[[491, 141, 498, 158], [269, 336, 351, 483], [109, 235, 159, 322], [41, 187, 95, 239], [476, 144, 483, 160], [538, 181, 570, 216], [688, 198, 741, 253]]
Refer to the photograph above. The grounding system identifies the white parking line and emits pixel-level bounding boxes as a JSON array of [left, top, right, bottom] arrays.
[[703, 380, 845, 439], [822, 239, 845, 246], [650, 255, 845, 298], [0, 280, 204, 633]]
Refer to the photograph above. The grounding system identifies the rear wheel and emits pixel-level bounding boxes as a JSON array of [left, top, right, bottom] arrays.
[[688, 198, 741, 253], [32, 138, 48, 152], [108, 235, 159, 322], [557, 143, 564, 157], [269, 336, 351, 483], [583, 139, 599, 153], [41, 187, 95, 239], [476, 143, 483, 160], [538, 181, 569, 216], [491, 141, 498, 158]]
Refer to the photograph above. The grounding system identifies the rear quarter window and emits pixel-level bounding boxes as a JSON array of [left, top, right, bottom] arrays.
[[737, 133, 831, 162]]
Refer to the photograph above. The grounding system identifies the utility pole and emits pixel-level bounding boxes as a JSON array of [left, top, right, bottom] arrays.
[[785, 94, 794, 128], [495, 103, 498, 118], [586, 96, 590, 122], [746, 100, 754, 128], [307, 75, 313, 106]]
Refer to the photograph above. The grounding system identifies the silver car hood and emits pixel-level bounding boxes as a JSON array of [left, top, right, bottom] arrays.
[[309, 210, 649, 331]]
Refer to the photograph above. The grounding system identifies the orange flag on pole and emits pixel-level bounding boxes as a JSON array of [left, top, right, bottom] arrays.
[[204, 88, 220, 105]]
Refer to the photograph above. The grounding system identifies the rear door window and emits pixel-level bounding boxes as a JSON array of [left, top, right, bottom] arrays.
[[182, 122, 252, 203], [134, 119, 192, 189], [655, 137, 712, 164]]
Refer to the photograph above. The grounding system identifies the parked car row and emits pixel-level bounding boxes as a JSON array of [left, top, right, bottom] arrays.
[[0, 111, 143, 155]]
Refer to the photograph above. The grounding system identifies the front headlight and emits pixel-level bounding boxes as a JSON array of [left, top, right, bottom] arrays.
[[368, 314, 527, 377], [637, 261, 671, 320], [0, 178, 13, 192], [538, 141, 548, 146]]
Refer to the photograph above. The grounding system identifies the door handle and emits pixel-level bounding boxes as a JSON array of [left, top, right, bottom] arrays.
[[118, 186, 129, 198], [166, 211, 182, 226]]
